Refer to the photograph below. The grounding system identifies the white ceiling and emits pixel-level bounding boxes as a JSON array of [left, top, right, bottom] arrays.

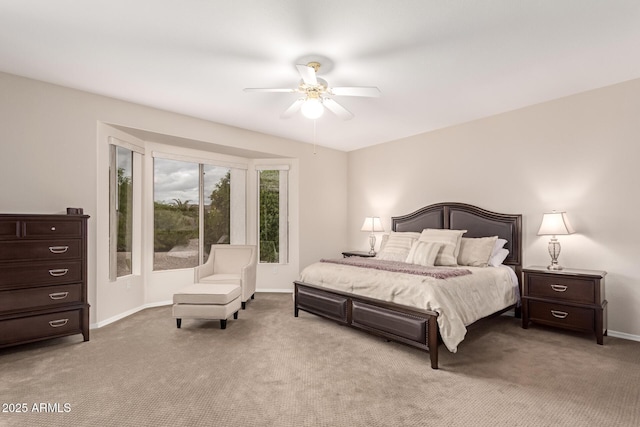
[[1, 1, 639, 152]]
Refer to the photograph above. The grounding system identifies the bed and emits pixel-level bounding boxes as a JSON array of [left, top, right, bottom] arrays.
[[293, 202, 522, 369]]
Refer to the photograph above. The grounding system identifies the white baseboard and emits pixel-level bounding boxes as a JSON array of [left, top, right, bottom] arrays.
[[608, 330, 640, 342], [90, 290, 293, 329], [91, 300, 172, 329], [256, 288, 293, 293]]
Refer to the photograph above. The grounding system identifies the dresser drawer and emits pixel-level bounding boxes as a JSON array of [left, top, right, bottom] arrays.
[[0, 283, 83, 313], [0, 260, 82, 289], [0, 220, 19, 239], [528, 300, 594, 331], [23, 219, 83, 238], [0, 239, 82, 262], [0, 309, 82, 346], [527, 273, 595, 304]]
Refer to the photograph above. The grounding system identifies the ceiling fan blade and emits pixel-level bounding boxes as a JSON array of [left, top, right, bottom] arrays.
[[323, 98, 354, 120], [281, 98, 305, 118], [243, 88, 296, 93], [296, 64, 317, 86], [330, 86, 381, 97]]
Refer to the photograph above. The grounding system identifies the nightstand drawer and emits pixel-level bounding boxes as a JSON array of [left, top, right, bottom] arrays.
[[528, 274, 595, 304], [528, 301, 594, 331]]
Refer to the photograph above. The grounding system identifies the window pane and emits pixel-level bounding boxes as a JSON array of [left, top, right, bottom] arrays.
[[153, 158, 199, 270], [203, 166, 231, 261], [259, 170, 280, 263], [114, 146, 133, 277]]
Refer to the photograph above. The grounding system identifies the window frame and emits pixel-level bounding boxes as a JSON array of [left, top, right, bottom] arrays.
[[108, 137, 143, 281]]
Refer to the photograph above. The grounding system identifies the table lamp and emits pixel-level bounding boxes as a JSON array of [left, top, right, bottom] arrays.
[[537, 211, 575, 270]]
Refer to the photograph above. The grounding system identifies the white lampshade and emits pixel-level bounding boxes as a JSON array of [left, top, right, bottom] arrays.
[[301, 98, 324, 119], [537, 211, 575, 236], [361, 217, 384, 232]]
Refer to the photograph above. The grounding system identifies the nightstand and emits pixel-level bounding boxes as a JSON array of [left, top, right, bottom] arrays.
[[522, 266, 607, 344], [341, 251, 376, 258]]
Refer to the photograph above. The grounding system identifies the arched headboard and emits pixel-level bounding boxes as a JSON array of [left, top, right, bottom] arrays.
[[392, 202, 522, 270]]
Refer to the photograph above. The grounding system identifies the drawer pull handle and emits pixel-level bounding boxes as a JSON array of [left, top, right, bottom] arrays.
[[48, 319, 69, 328], [49, 292, 69, 300], [49, 246, 69, 254], [550, 310, 569, 319], [550, 284, 568, 292], [48, 268, 69, 277]]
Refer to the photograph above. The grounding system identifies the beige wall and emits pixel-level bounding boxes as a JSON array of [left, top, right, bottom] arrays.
[[0, 72, 348, 325], [348, 78, 640, 339], [3, 69, 638, 339]]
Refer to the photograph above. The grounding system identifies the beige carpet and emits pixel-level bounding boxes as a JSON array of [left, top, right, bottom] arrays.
[[1, 293, 639, 427]]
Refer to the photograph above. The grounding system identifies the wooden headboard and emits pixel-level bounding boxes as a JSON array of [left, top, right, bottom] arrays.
[[391, 202, 522, 271]]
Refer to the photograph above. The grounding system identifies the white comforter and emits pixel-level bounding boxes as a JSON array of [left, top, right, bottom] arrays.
[[299, 262, 519, 353]]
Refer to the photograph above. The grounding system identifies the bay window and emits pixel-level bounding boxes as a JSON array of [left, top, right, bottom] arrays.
[[258, 166, 289, 264]]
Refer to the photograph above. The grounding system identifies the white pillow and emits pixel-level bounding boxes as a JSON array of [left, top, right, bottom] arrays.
[[458, 236, 498, 267], [405, 241, 442, 267], [418, 229, 467, 266], [492, 238, 508, 257], [376, 232, 420, 262], [488, 248, 509, 267]]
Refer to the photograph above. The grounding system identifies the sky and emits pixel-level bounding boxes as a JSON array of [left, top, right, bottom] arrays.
[[116, 148, 230, 205], [153, 158, 229, 205]]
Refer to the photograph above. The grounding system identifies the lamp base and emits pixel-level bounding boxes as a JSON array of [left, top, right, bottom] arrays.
[[547, 237, 563, 271], [368, 234, 376, 255]]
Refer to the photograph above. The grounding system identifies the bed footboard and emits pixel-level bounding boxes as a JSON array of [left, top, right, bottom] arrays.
[[294, 281, 440, 369]]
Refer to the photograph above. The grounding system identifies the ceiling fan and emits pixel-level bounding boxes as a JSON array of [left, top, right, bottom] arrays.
[[243, 62, 380, 120]]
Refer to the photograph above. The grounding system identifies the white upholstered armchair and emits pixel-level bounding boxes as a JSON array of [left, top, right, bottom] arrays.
[[194, 245, 257, 309]]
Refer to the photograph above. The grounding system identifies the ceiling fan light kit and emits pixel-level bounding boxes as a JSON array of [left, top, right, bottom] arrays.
[[300, 94, 324, 119], [244, 61, 380, 121]]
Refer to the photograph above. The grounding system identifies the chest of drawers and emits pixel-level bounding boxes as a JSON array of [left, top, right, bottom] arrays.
[[522, 266, 607, 344], [0, 214, 90, 348]]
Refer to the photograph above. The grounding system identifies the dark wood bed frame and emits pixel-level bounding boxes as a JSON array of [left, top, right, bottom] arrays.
[[294, 202, 522, 369]]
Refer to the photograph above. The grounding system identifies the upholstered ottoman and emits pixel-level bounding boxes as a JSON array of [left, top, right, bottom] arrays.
[[172, 283, 241, 329]]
